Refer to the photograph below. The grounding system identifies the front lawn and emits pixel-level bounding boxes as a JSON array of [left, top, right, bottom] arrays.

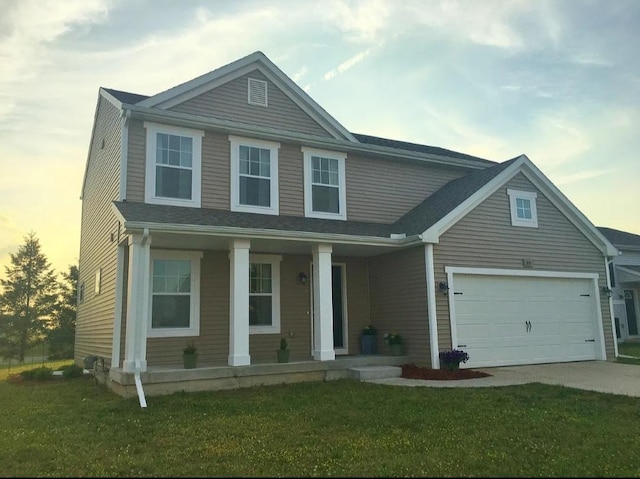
[[618, 341, 640, 357], [1, 363, 640, 477]]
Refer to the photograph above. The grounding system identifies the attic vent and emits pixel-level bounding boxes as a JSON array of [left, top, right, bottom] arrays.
[[248, 78, 268, 107]]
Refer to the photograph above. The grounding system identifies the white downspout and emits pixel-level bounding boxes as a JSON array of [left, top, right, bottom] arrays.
[[604, 256, 619, 359], [425, 244, 440, 369], [134, 228, 150, 408]]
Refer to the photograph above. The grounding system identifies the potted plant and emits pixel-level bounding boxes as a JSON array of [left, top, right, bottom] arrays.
[[183, 341, 198, 369], [439, 349, 469, 371], [276, 337, 290, 363], [384, 332, 404, 356], [359, 325, 378, 355]]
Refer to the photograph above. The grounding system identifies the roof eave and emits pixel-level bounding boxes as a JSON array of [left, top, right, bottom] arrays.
[[123, 104, 492, 170]]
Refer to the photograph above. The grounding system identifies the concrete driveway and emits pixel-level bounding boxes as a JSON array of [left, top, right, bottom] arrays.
[[369, 361, 640, 397]]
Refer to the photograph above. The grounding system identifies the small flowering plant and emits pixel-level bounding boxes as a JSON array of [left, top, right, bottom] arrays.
[[439, 349, 469, 369], [362, 325, 377, 336], [384, 332, 403, 345]]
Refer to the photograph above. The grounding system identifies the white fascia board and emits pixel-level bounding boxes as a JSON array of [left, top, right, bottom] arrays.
[[617, 265, 640, 280], [123, 105, 492, 171], [135, 51, 356, 142], [99, 87, 124, 109], [420, 155, 527, 243], [444, 266, 599, 280], [119, 219, 421, 248], [421, 154, 620, 257], [513, 158, 619, 257]]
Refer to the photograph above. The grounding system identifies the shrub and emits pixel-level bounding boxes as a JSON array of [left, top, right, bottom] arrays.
[[60, 364, 84, 379], [362, 325, 377, 336], [384, 333, 403, 345], [20, 367, 53, 381]]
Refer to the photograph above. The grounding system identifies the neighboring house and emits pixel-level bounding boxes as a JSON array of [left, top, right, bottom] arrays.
[[77, 51, 619, 398], [598, 227, 640, 342]]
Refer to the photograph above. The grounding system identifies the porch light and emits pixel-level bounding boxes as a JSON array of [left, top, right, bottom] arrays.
[[298, 272, 308, 285], [438, 281, 449, 295], [601, 286, 613, 298]]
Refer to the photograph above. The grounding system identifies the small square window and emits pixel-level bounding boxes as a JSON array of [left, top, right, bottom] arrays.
[[507, 189, 538, 228]]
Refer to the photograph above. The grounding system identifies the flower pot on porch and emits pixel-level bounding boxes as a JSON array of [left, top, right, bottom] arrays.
[[360, 334, 377, 355], [390, 343, 403, 356], [276, 349, 290, 363], [183, 353, 198, 369]]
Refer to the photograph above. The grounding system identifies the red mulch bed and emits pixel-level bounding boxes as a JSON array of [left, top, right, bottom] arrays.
[[401, 363, 492, 381]]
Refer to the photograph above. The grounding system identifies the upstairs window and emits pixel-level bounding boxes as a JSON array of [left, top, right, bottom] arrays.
[[144, 122, 203, 207], [507, 189, 538, 228], [302, 147, 347, 220], [230, 136, 280, 215]]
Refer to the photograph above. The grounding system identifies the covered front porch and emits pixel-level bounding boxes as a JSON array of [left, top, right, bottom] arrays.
[[108, 221, 419, 396]]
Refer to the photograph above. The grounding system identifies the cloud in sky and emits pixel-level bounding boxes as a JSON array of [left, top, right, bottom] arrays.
[[1, 0, 639, 276]]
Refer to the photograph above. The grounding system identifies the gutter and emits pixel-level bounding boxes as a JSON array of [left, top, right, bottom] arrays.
[[134, 228, 150, 409], [123, 104, 492, 171]]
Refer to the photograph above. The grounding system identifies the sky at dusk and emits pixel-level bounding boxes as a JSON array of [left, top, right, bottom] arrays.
[[1, 0, 639, 278]]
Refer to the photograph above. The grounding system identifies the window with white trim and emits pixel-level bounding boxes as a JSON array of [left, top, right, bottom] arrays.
[[148, 250, 202, 338], [229, 136, 280, 215], [249, 254, 281, 334], [144, 122, 203, 207], [507, 189, 538, 228], [302, 147, 347, 220]]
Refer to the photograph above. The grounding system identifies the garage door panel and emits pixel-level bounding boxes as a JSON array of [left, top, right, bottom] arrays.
[[453, 273, 599, 368]]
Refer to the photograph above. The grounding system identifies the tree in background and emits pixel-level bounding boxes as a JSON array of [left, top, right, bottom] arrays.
[[0, 232, 58, 362], [47, 264, 78, 360]]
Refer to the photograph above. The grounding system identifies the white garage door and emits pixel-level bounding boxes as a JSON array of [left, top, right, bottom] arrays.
[[452, 273, 600, 368]]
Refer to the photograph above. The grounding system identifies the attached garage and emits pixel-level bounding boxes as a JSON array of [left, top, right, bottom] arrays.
[[446, 267, 607, 368]]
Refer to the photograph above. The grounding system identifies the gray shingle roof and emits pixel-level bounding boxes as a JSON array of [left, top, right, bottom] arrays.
[[113, 158, 517, 239], [113, 201, 393, 238], [352, 133, 495, 164], [597, 227, 640, 248], [103, 88, 149, 105], [391, 157, 519, 236]]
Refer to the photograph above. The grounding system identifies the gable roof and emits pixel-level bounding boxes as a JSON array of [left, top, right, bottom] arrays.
[[392, 157, 518, 236], [133, 51, 357, 142], [597, 227, 640, 250], [102, 88, 149, 105], [353, 133, 494, 165], [415, 154, 618, 256]]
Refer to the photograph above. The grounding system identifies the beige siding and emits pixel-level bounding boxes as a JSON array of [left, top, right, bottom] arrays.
[[144, 252, 370, 367], [76, 97, 122, 365], [278, 142, 304, 216], [250, 255, 312, 362], [334, 256, 371, 354], [201, 131, 230, 210], [433, 173, 614, 359], [124, 115, 469, 224], [126, 119, 145, 202], [170, 70, 332, 138], [369, 247, 430, 365], [346, 155, 464, 223], [147, 250, 230, 367]]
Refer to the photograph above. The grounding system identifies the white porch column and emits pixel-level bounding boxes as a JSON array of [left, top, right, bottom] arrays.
[[123, 231, 151, 373], [313, 243, 335, 361], [229, 239, 251, 366]]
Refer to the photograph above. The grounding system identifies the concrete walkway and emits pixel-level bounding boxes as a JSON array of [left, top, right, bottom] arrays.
[[367, 361, 640, 397]]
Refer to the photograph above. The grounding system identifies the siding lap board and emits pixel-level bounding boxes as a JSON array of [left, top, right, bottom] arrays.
[[433, 173, 614, 359], [169, 70, 332, 138]]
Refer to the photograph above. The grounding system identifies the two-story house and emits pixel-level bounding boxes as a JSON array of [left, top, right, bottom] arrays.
[[598, 227, 640, 341], [77, 51, 619, 400]]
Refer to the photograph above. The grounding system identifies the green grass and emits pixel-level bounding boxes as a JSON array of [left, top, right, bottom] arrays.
[[618, 342, 640, 357], [2, 363, 640, 477]]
